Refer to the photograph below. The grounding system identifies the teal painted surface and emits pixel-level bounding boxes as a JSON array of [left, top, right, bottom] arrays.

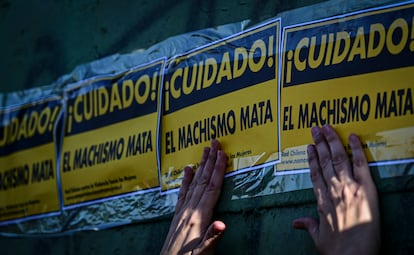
[[1, 170, 414, 254], [0, 0, 323, 92], [2, 189, 414, 254], [1, 0, 413, 254]]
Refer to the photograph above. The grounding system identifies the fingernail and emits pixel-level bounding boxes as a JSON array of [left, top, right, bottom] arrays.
[[311, 126, 319, 136], [213, 221, 226, 233], [184, 166, 193, 175], [292, 220, 305, 229], [322, 124, 332, 134], [307, 144, 314, 155], [349, 133, 359, 144]]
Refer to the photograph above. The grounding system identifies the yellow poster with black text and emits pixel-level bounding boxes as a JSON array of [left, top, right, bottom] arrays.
[[0, 98, 61, 223], [61, 60, 164, 207], [278, 3, 414, 172], [160, 20, 280, 191]]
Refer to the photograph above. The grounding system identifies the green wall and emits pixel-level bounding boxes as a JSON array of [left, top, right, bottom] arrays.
[[1, 0, 413, 254], [0, 0, 322, 93]]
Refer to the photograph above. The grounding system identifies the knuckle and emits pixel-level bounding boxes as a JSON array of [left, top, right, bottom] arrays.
[[353, 156, 366, 167], [317, 204, 327, 216], [332, 153, 348, 167], [310, 168, 320, 183], [311, 171, 319, 183], [208, 152, 217, 162], [198, 175, 210, 186], [188, 181, 197, 192], [206, 180, 218, 193], [307, 150, 317, 162], [177, 188, 188, 201], [188, 215, 197, 226], [177, 191, 185, 201], [313, 130, 325, 144], [319, 157, 331, 169]]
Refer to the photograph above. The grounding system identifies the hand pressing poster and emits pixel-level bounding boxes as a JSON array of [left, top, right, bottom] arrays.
[[160, 20, 281, 191], [278, 2, 414, 173]]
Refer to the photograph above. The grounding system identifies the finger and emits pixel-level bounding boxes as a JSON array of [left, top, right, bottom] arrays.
[[322, 125, 354, 183], [308, 144, 328, 200], [292, 217, 319, 244], [307, 144, 331, 222], [349, 136, 380, 236], [193, 221, 226, 255], [311, 126, 340, 195], [185, 147, 210, 206], [189, 140, 221, 207], [349, 134, 372, 186], [192, 147, 211, 186], [199, 150, 227, 218], [175, 166, 194, 214]]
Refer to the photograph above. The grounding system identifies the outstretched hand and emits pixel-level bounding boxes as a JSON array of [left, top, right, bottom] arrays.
[[293, 125, 380, 255], [161, 139, 227, 255]]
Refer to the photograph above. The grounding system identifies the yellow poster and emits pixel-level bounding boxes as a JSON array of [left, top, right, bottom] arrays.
[[61, 59, 164, 207], [160, 20, 280, 191], [0, 99, 61, 223], [278, 3, 414, 172]]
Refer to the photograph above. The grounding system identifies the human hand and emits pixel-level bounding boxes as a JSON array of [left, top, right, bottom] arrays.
[[293, 125, 380, 255], [161, 139, 227, 255]]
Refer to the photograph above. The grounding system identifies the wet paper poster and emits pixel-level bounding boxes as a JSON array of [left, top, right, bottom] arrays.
[[61, 60, 164, 208], [277, 3, 414, 172], [0, 98, 61, 223], [160, 20, 281, 191]]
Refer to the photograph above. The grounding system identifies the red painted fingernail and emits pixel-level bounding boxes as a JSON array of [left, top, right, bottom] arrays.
[[292, 220, 305, 229]]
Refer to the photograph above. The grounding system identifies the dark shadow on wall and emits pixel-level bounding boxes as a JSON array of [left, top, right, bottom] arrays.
[[2, 0, 329, 92], [104, 0, 183, 57], [187, 0, 216, 31], [104, 0, 328, 60], [23, 34, 65, 90]]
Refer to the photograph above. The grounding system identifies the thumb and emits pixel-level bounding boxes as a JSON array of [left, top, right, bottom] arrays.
[[193, 221, 226, 255], [292, 217, 319, 243]]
